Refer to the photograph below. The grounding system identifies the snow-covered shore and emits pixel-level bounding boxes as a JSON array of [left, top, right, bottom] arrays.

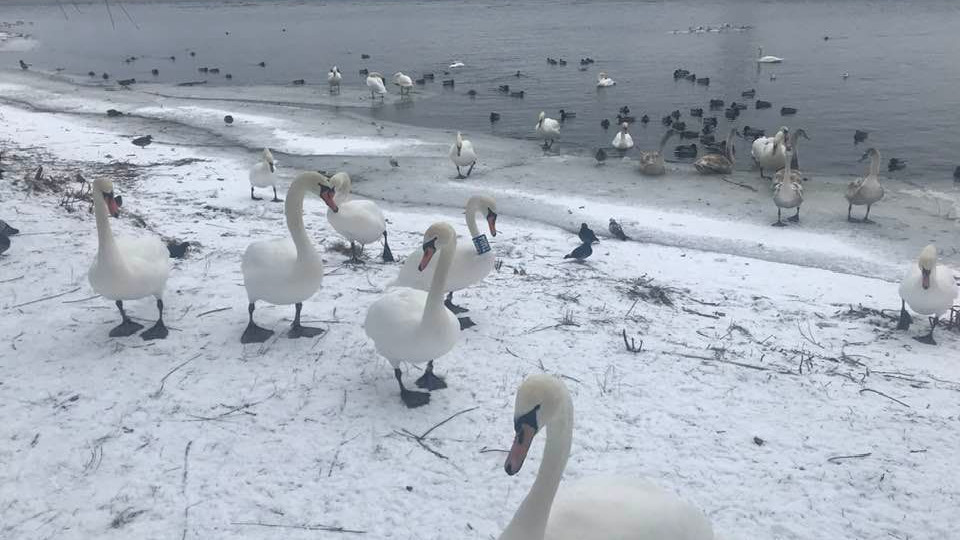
[[1, 70, 958, 540]]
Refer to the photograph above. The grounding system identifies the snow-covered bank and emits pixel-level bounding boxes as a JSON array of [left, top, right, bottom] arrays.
[[1, 72, 959, 540]]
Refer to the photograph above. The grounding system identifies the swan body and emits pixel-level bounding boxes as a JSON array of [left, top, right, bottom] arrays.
[[898, 245, 958, 344], [597, 72, 616, 87], [772, 146, 803, 226], [88, 178, 170, 339], [327, 66, 342, 92], [365, 222, 462, 407], [449, 131, 478, 178], [638, 131, 674, 176], [845, 148, 884, 222], [391, 195, 497, 293], [366, 72, 387, 99], [536, 111, 561, 150], [500, 374, 715, 540], [756, 47, 783, 63], [694, 129, 736, 175], [751, 127, 787, 177], [611, 122, 634, 150], [240, 172, 339, 343], [393, 71, 413, 95], [249, 148, 281, 201], [326, 172, 391, 261]]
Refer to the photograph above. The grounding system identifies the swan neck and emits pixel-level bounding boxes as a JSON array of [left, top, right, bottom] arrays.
[[870, 154, 881, 178], [285, 180, 315, 260], [93, 193, 120, 263], [465, 199, 481, 237], [423, 234, 457, 323], [500, 395, 574, 540]]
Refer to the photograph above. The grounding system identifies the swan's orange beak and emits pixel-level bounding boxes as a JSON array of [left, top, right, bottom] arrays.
[[922, 268, 930, 289], [504, 424, 535, 476], [418, 241, 436, 272], [320, 186, 338, 213], [487, 210, 498, 237], [104, 192, 120, 218]]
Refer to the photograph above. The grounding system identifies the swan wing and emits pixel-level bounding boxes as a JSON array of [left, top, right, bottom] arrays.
[[328, 200, 386, 244]]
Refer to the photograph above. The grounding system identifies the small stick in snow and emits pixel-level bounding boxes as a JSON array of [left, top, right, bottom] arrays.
[[479, 446, 509, 454], [395, 406, 479, 460], [231, 521, 365, 534], [0, 275, 25, 284], [196, 306, 230, 317], [719, 176, 758, 192], [62, 294, 100, 304], [622, 329, 643, 353], [859, 388, 911, 408], [9, 286, 82, 309], [682, 307, 721, 319], [150, 354, 200, 398], [181, 440, 192, 494], [827, 452, 872, 464]]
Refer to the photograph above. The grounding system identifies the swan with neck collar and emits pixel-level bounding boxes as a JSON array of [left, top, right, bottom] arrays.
[[326, 172, 393, 263], [500, 374, 716, 540], [88, 178, 171, 340], [897, 244, 958, 345], [845, 148, 884, 223], [240, 171, 339, 344], [364, 222, 462, 408], [390, 196, 497, 322], [249, 148, 281, 202], [449, 132, 477, 179]]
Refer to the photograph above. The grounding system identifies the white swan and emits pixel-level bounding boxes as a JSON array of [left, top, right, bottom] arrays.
[[88, 178, 171, 340], [756, 47, 783, 63], [249, 148, 281, 202], [364, 222, 461, 408], [366, 71, 387, 99], [637, 130, 674, 176], [449, 61, 465, 69], [393, 71, 413, 95], [535, 111, 561, 150], [241, 171, 338, 344], [611, 122, 634, 150], [327, 66, 342, 93], [449, 131, 478, 178], [596, 72, 616, 87], [772, 145, 803, 226], [751, 127, 787, 179], [326, 172, 393, 263], [391, 195, 497, 321], [897, 245, 958, 345], [845, 147, 884, 223], [771, 130, 809, 187], [499, 374, 716, 540], [694, 129, 736, 175]]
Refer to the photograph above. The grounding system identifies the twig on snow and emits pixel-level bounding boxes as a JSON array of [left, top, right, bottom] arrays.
[[827, 452, 872, 464], [395, 406, 479, 460], [150, 354, 200, 398], [682, 307, 721, 319], [859, 388, 911, 408], [196, 307, 230, 318], [9, 286, 82, 309], [231, 521, 365, 534]]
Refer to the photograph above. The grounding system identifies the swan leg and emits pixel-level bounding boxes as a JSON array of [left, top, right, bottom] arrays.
[[396, 368, 430, 408], [141, 298, 169, 340], [241, 302, 274, 344], [787, 208, 800, 222], [415, 360, 447, 390], [772, 208, 786, 227], [458, 317, 476, 330], [862, 205, 876, 224], [444, 291, 469, 314], [288, 302, 324, 339], [270, 187, 283, 203], [250, 186, 262, 201], [759, 167, 771, 180], [381, 231, 395, 262], [455, 165, 465, 180], [465, 162, 475, 177], [109, 300, 144, 337], [346, 241, 363, 264], [914, 317, 938, 345], [896, 300, 913, 330], [846, 204, 860, 223]]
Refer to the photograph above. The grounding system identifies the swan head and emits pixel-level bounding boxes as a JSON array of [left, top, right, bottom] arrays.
[[859, 147, 880, 163], [505, 374, 569, 476], [92, 177, 122, 218], [918, 244, 937, 289], [262, 148, 275, 173], [297, 171, 338, 212], [368, 71, 385, 82], [393, 72, 405, 80], [620, 122, 629, 132], [469, 195, 498, 237], [417, 222, 456, 271], [598, 72, 607, 80]]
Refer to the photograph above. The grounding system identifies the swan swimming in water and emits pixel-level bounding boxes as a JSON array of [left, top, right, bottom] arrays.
[[249, 148, 281, 202], [88, 178, 170, 340], [611, 122, 634, 150], [365, 222, 462, 408], [498, 374, 716, 540], [845, 148, 884, 223], [897, 244, 958, 345], [449, 131, 477, 178], [366, 71, 387, 99], [756, 47, 783, 63], [596, 72, 616, 87], [535, 111, 561, 150]]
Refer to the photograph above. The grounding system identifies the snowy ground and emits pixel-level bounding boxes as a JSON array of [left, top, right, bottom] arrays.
[[1, 70, 959, 540]]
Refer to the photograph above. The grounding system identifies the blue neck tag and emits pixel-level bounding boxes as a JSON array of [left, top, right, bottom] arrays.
[[473, 234, 491, 255]]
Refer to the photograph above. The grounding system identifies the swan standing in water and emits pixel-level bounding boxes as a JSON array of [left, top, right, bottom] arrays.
[[449, 132, 478, 179], [393, 72, 414, 96], [326, 172, 394, 263], [249, 148, 281, 202], [535, 111, 561, 150], [694, 129, 736, 175], [88, 178, 171, 340], [772, 144, 803, 226], [756, 47, 783, 63], [897, 245, 958, 345], [499, 374, 716, 540], [845, 148, 884, 223], [611, 122, 634, 151], [241, 172, 339, 344], [637, 130, 674, 176], [366, 71, 387, 99], [596, 72, 616, 87], [327, 66, 342, 94], [391, 195, 497, 326], [365, 222, 461, 408]]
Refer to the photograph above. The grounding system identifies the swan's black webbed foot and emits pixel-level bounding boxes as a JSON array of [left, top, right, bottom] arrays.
[[862, 218, 876, 225], [288, 324, 324, 339], [458, 317, 476, 330], [415, 360, 447, 390], [271, 187, 283, 203], [787, 211, 800, 223], [914, 333, 936, 346], [110, 319, 144, 337], [141, 320, 168, 340], [896, 302, 912, 331], [395, 368, 430, 408], [444, 292, 469, 314], [771, 220, 786, 227], [241, 322, 273, 343], [250, 187, 262, 201]]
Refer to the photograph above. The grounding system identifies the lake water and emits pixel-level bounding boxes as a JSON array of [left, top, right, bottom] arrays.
[[3, 0, 960, 182]]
